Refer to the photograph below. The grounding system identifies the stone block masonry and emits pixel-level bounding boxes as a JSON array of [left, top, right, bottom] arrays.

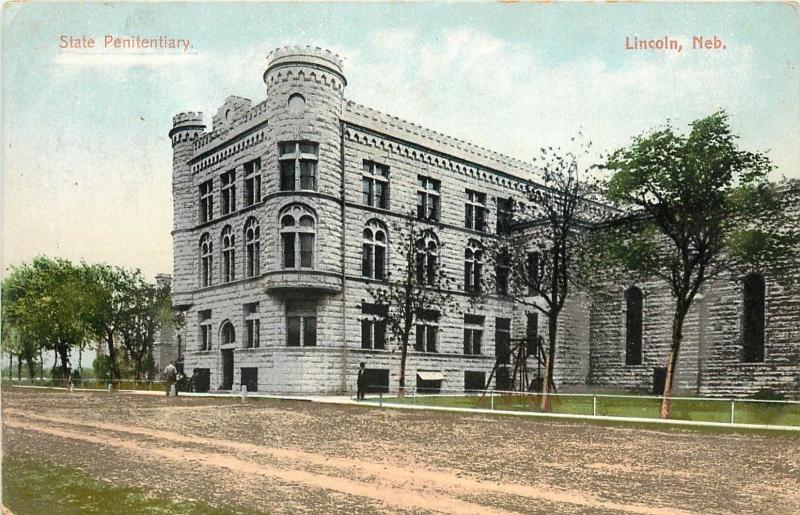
[[171, 46, 799, 398]]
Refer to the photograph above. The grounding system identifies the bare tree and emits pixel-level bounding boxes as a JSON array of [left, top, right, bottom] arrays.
[[489, 137, 609, 411], [367, 214, 455, 396]]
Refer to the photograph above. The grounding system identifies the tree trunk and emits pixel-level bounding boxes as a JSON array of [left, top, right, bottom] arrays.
[[8, 353, 12, 381], [540, 316, 559, 412], [78, 346, 82, 377], [398, 339, 408, 398], [39, 349, 44, 381], [660, 305, 688, 419], [58, 344, 70, 384], [107, 330, 119, 380], [26, 356, 36, 382], [17, 355, 22, 382]]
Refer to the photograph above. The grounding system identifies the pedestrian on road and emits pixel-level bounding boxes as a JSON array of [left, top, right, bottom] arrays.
[[357, 362, 367, 400], [164, 362, 178, 397]]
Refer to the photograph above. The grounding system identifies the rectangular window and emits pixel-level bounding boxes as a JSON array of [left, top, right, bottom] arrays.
[[362, 161, 390, 209], [527, 252, 541, 295], [416, 175, 441, 221], [286, 302, 317, 347], [463, 314, 484, 355], [221, 170, 236, 215], [287, 316, 301, 347], [280, 161, 295, 191], [362, 244, 373, 278], [282, 233, 295, 268], [244, 158, 262, 207], [279, 141, 318, 191], [496, 251, 511, 295], [497, 197, 514, 235], [198, 310, 212, 351], [244, 302, 260, 349], [526, 312, 539, 356], [415, 309, 439, 353], [199, 180, 213, 223], [303, 317, 317, 346], [299, 234, 314, 268], [495, 317, 511, 364], [465, 190, 487, 232], [464, 371, 486, 391], [361, 303, 389, 350]]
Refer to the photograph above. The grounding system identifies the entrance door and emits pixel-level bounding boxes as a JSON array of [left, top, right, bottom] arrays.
[[653, 367, 667, 395], [221, 349, 234, 390]]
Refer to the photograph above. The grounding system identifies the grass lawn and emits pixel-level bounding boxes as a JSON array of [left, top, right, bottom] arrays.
[[379, 393, 800, 427], [2, 455, 257, 515]]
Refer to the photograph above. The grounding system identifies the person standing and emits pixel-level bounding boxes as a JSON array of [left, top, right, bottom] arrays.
[[356, 362, 367, 400], [164, 361, 178, 397]]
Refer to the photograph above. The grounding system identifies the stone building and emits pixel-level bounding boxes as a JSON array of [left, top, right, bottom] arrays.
[[170, 46, 799, 398]]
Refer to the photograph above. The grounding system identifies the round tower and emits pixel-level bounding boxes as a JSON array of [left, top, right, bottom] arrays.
[[260, 47, 347, 295], [263, 46, 346, 199], [170, 112, 206, 305]]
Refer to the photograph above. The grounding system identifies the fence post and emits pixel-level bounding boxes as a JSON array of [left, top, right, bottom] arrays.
[[108, 383, 112, 394], [491, 391, 495, 411], [730, 400, 735, 424], [593, 395, 597, 417], [413, 388, 416, 405], [379, 391, 383, 408]]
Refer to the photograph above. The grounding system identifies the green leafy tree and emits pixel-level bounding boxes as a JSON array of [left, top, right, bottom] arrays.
[[2, 257, 95, 383], [3, 269, 43, 381], [602, 111, 798, 418], [117, 277, 174, 380], [81, 264, 142, 380], [367, 215, 455, 396]]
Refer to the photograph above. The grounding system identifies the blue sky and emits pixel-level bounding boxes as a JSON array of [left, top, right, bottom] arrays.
[[3, 2, 799, 280]]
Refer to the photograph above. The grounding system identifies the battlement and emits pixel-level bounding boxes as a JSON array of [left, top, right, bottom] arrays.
[[172, 112, 204, 127], [342, 101, 540, 181], [265, 46, 346, 85]]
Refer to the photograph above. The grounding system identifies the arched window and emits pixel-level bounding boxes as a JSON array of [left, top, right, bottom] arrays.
[[199, 233, 213, 287], [221, 226, 235, 283], [244, 218, 260, 278], [362, 220, 387, 280], [464, 239, 483, 293], [415, 231, 439, 285], [221, 321, 235, 345], [742, 272, 765, 363], [625, 286, 643, 365], [280, 204, 315, 269]]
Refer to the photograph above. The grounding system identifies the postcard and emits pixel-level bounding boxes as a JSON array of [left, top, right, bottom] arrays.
[[2, 2, 799, 514]]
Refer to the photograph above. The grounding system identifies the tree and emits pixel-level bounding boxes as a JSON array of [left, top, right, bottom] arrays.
[[2, 270, 43, 382], [602, 111, 798, 418], [117, 276, 173, 380], [490, 137, 609, 411], [367, 215, 455, 396], [2, 257, 95, 383], [81, 263, 141, 381]]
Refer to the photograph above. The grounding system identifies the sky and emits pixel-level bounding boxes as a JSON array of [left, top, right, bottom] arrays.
[[2, 2, 799, 281]]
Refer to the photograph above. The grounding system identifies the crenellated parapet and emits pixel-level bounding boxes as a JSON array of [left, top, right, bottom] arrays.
[[169, 111, 206, 146], [342, 101, 539, 181], [264, 45, 347, 90]]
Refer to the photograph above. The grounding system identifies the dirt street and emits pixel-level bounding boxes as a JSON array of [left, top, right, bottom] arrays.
[[3, 389, 799, 514]]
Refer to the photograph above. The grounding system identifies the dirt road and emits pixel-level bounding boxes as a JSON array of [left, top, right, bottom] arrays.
[[3, 389, 799, 514]]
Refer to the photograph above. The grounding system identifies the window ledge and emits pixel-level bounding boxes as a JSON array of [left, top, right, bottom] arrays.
[[263, 270, 342, 293]]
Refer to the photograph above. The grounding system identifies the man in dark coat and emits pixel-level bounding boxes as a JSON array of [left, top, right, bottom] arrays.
[[356, 362, 367, 400]]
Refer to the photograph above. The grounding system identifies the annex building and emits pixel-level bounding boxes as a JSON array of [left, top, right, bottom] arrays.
[[170, 47, 799, 398]]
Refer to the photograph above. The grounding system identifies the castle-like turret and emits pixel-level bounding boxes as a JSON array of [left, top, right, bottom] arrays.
[[261, 47, 347, 294], [170, 112, 206, 306]]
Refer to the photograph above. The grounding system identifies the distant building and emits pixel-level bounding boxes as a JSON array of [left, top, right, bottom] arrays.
[[169, 46, 799, 398]]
